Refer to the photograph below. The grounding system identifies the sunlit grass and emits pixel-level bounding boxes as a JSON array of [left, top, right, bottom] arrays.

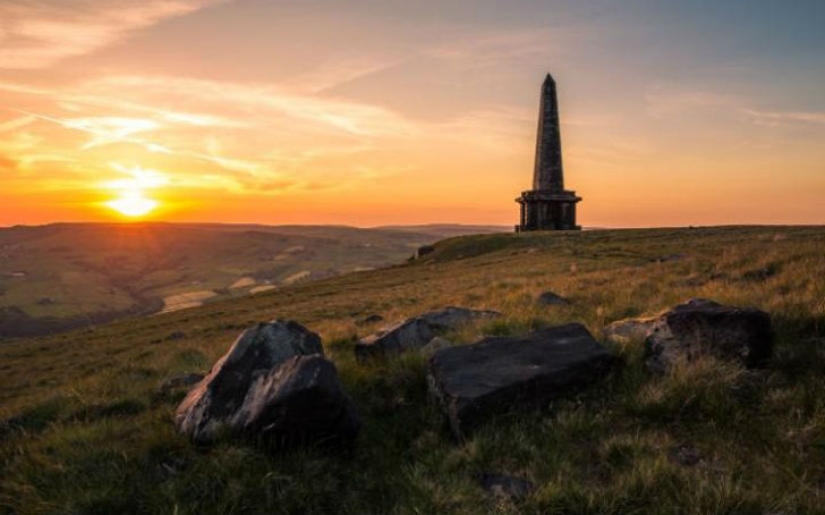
[[1, 226, 824, 514]]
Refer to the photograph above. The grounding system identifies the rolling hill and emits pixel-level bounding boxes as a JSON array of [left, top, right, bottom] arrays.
[[1, 226, 824, 514], [0, 223, 505, 338]]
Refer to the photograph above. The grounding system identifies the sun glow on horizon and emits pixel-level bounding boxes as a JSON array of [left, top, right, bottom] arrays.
[[102, 164, 167, 218], [106, 192, 158, 217]]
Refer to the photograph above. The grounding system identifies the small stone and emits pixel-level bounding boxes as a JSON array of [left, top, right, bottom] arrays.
[[537, 291, 570, 306], [741, 264, 779, 282], [356, 314, 384, 326], [653, 254, 688, 263], [478, 473, 535, 501], [668, 442, 702, 467]]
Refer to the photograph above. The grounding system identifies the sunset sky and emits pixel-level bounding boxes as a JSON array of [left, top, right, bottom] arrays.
[[1, 0, 823, 227]]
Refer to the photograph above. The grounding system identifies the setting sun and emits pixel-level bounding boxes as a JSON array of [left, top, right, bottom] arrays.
[[106, 193, 158, 217], [100, 164, 167, 218]]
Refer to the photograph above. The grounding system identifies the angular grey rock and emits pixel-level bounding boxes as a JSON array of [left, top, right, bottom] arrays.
[[355, 317, 436, 362], [419, 306, 502, 328], [537, 291, 570, 306], [427, 323, 616, 438], [645, 298, 772, 373], [603, 318, 655, 343], [175, 320, 360, 446], [355, 306, 501, 361], [231, 355, 361, 446]]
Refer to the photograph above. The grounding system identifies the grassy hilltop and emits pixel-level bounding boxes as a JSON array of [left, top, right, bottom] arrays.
[[1, 226, 825, 514]]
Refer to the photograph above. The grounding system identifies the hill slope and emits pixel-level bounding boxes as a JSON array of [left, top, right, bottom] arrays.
[[1, 226, 824, 514], [0, 222, 505, 337]]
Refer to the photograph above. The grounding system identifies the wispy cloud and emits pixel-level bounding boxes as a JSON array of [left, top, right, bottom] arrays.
[[644, 84, 736, 118], [423, 27, 578, 66], [0, 0, 226, 69], [0, 70, 421, 197], [740, 108, 825, 127], [289, 56, 410, 94], [87, 75, 416, 137], [645, 83, 825, 128]]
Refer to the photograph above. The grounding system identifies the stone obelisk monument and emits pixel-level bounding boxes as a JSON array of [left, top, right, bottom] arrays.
[[516, 74, 581, 231]]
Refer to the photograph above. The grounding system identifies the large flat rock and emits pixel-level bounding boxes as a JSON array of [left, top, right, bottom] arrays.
[[427, 323, 616, 438]]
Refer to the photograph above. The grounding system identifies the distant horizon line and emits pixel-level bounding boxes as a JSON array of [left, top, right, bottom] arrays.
[[2, 221, 823, 231]]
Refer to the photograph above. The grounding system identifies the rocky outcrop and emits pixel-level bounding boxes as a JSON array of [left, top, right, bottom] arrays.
[[427, 323, 616, 438], [175, 320, 360, 446], [645, 299, 772, 372], [355, 306, 501, 361]]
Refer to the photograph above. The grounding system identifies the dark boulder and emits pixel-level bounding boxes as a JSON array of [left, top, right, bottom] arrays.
[[645, 298, 772, 372], [355, 306, 501, 361], [427, 323, 616, 438], [175, 320, 360, 446], [231, 355, 361, 447]]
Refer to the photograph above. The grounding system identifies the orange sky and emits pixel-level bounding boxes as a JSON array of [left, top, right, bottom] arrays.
[[1, 1, 823, 227]]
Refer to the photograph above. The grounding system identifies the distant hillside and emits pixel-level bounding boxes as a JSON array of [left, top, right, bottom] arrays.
[[0, 222, 505, 338]]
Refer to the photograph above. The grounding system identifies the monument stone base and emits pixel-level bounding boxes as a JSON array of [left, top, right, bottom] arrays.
[[516, 190, 581, 232]]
